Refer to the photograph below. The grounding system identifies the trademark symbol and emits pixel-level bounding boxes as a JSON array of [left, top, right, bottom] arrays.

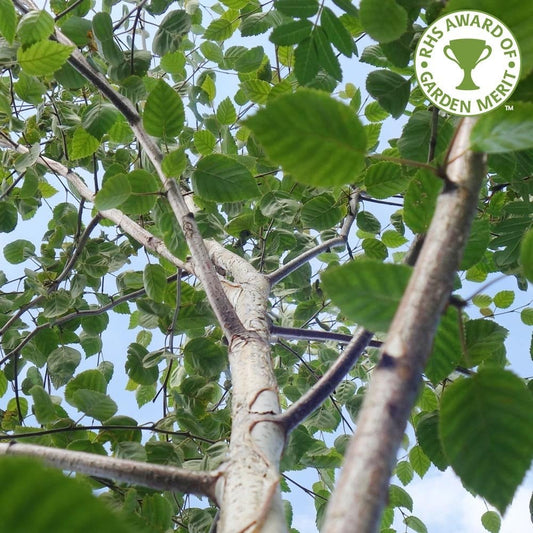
[[505, 104, 514, 111]]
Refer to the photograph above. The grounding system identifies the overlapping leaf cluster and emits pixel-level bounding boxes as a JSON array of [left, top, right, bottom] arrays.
[[0, 0, 531, 531]]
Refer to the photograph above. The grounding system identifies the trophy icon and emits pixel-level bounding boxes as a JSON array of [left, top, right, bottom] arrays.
[[443, 39, 492, 90]]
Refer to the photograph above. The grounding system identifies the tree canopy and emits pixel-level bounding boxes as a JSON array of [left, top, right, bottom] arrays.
[[0, 0, 532, 532]]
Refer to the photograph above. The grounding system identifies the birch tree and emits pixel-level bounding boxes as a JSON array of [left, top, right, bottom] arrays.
[[0, 0, 532, 532]]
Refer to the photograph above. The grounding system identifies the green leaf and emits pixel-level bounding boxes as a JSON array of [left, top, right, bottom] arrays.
[[313, 27, 342, 81], [521, 308, 533, 326], [194, 129, 217, 155], [366, 70, 410, 119], [362, 238, 388, 260], [70, 128, 100, 159], [240, 79, 272, 104], [359, 0, 407, 43], [520, 228, 533, 282], [17, 40, 74, 76], [294, 37, 320, 85], [275, 0, 318, 18], [47, 346, 82, 388], [301, 194, 343, 230], [0, 457, 138, 533], [82, 103, 119, 139], [17, 10, 55, 46], [493, 290, 515, 309], [381, 230, 407, 248], [216, 96, 237, 125], [126, 343, 159, 385], [245, 89, 366, 187], [398, 111, 454, 163], [320, 7, 354, 57], [204, 18, 234, 41], [481, 511, 501, 533], [389, 484, 413, 511], [465, 319, 508, 367], [95, 173, 132, 210], [404, 515, 428, 533], [184, 337, 227, 379], [0, 0, 17, 43], [460, 219, 490, 270], [43, 289, 72, 318], [30, 385, 57, 424], [409, 444, 430, 477], [403, 169, 442, 234], [395, 460, 414, 486], [143, 264, 167, 303], [70, 389, 117, 421], [192, 154, 260, 202], [152, 10, 191, 56], [270, 20, 312, 46], [14, 72, 46, 104], [471, 103, 533, 153], [226, 45, 264, 73], [65, 369, 107, 399], [119, 169, 160, 215], [440, 369, 533, 513], [0, 202, 18, 233], [4, 239, 35, 264], [143, 80, 184, 138], [365, 162, 409, 199], [162, 148, 187, 177], [415, 411, 448, 471], [425, 306, 462, 385], [357, 211, 381, 234], [92, 12, 122, 66], [322, 260, 411, 332]]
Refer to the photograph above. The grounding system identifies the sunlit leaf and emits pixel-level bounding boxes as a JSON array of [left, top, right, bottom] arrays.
[[192, 154, 260, 202], [143, 79, 184, 138], [17, 40, 74, 76], [360, 0, 407, 43], [322, 260, 411, 332], [246, 89, 366, 187]]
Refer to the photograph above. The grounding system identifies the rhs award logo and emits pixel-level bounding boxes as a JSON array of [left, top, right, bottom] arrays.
[[415, 10, 521, 116]]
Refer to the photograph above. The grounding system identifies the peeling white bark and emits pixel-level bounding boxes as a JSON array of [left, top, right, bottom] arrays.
[[206, 242, 287, 533]]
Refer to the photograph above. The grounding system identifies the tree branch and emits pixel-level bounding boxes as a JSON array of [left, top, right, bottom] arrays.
[[267, 191, 359, 286], [0, 134, 191, 274], [278, 328, 374, 433], [0, 442, 219, 501], [270, 324, 381, 347], [323, 118, 486, 533], [49, 21, 246, 341]]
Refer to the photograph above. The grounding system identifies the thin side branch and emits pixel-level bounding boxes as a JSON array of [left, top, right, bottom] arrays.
[[279, 328, 374, 433], [323, 118, 486, 533], [271, 325, 381, 347], [0, 135, 191, 274], [49, 22, 246, 340], [0, 442, 219, 501], [267, 191, 359, 286]]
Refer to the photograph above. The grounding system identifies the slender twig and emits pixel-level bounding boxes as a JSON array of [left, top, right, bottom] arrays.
[[0, 441, 220, 500], [0, 135, 191, 274], [0, 423, 216, 444], [271, 325, 382, 347], [267, 191, 360, 286], [50, 214, 102, 291], [0, 273, 183, 365]]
